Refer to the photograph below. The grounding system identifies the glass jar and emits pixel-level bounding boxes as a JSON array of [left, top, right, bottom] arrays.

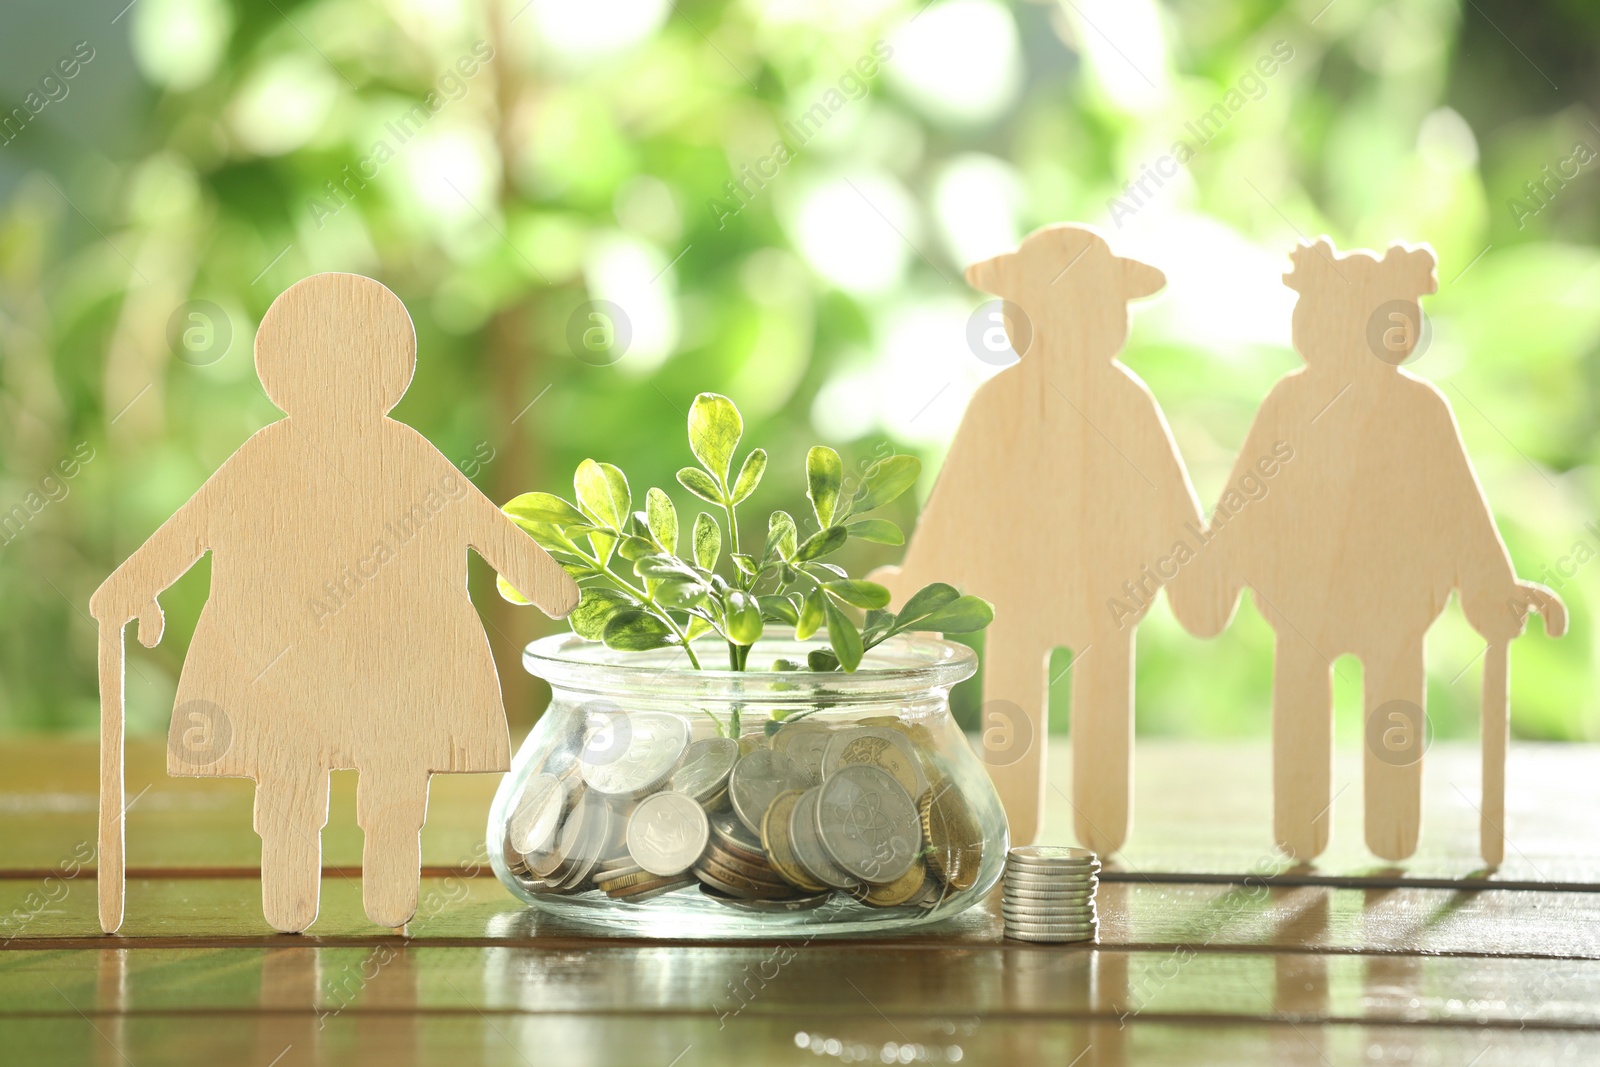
[[486, 633, 1008, 937]]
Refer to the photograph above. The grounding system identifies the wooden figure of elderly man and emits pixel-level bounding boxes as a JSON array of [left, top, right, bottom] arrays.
[[875, 224, 1205, 850]]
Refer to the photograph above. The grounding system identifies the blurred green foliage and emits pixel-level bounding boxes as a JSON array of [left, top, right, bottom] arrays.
[[0, 0, 1595, 745]]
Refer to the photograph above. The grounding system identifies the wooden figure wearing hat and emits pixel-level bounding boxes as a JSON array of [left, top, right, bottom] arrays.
[[1167, 239, 1566, 865], [89, 273, 579, 933], [874, 224, 1204, 850]]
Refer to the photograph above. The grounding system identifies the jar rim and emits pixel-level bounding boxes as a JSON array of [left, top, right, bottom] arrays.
[[522, 633, 976, 702]]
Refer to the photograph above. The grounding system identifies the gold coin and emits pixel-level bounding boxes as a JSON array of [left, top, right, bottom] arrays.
[[832, 733, 923, 797], [596, 868, 659, 893], [609, 874, 694, 899], [859, 859, 927, 907], [761, 789, 828, 893], [921, 785, 983, 892]]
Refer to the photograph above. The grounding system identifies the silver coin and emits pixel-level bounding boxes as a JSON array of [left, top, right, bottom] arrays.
[[770, 722, 831, 783], [669, 737, 740, 803], [700, 886, 833, 912], [998, 915, 1100, 927], [580, 711, 690, 797], [816, 764, 920, 884], [1007, 845, 1098, 865], [626, 791, 711, 876], [1005, 868, 1100, 882], [821, 727, 928, 796], [553, 794, 612, 890], [710, 807, 766, 857], [729, 749, 811, 836], [788, 788, 859, 890], [1005, 885, 1099, 898], [508, 773, 565, 854], [1005, 926, 1098, 943], [1003, 903, 1098, 920]]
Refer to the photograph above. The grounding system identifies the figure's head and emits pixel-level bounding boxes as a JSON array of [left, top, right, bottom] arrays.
[[1283, 239, 1437, 370], [256, 273, 415, 421], [964, 224, 1165, 362]]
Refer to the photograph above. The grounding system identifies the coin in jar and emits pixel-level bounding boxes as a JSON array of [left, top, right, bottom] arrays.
[[770, 721, 831, 782], [626, 791, 710, 877], [822, 727, 927, 798], [507, 772, 565, 855], [816, 764, 921, 885], [728, 748, 811, 836], [667, 737, 739, 804], [855, 859, 928, 907], [760, 789, 829, 893], [921, 782, 984, 892], [787, 788, 859, 890], [580, 710, 689, 797]]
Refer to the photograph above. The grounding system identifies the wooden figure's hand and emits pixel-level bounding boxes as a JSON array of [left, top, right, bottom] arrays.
[[90, 573, 166, 647], [1464, 579, 1567, 643]]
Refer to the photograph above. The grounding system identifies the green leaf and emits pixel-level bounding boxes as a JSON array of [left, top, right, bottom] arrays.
[[693, 512, 722, 571], [688, 392, 743, 485], [655, 580, 709, 610], [725, 590, 764, 645], [617, 535, 655, 562], [730, 552, 758, 577], [896, 583, 961, 628], [503, 492, 589, 527], [766, 510, 798, 561], [634, 554, 701, 583], [912, 595, 994, 634], [686, 615, 715, 640], [794, 525, 847, 562], [862, 609, 896, 644], [823, 579, 890, 610], [496, 574, 531, 605], [806, 648, 840, 672], [602, 609, 676, 651], [795, 587, 825, 641], [850, 454, 921, 513], [758, 595, 799, 625], [806, 446, 843, 528], [676, 467, 724, 505], [824, 600, 863, 672], [569, 588, 641, 640], [645, 488, 678, 553], [730, 448, 767, 504], [844, 518, 904, 545], [574, 460, 631, 529], [588, 529, 616, 567]]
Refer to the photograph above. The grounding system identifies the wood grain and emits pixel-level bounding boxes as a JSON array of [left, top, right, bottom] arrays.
[[874, 224, 1201, 852], [86, 274, 578, 933], [1166, 239, 1566, 867]]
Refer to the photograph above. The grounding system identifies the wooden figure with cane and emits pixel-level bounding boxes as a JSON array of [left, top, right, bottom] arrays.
[[89, 273, 578, 934], [1168, 238, 1566, 865]]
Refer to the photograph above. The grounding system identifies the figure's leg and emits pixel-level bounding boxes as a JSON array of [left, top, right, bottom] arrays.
[[358, 767, 432, 928], [255, 767, 330, 933], [1273, 632, 1333, 862], [981, 620, 1052, 846], [1071, 628, 1136, 856], [1363, 637, 1426, 861]]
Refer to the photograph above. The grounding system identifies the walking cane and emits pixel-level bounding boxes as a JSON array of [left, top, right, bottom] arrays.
[[1481, 588, 1566, 869], [98, 617, 125, 934]]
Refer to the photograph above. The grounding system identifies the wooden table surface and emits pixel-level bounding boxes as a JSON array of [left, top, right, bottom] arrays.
[[3, 736, 1598, 1065]]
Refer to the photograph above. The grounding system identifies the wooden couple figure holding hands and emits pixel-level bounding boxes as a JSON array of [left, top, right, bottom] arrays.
[[91, 274, 579, 933], [880, 224, 1565, 866]]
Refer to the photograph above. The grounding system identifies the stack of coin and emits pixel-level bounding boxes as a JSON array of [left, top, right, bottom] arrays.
[[1001, 846, 1099, 943], [500, 708, 990, 915]]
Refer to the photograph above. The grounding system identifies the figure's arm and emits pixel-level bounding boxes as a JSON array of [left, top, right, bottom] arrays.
[[1165, 419, 1266, 640], [89, 481, 216, 646], [460, 481, 580, 619], [1432, 395, 1566, 641]]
